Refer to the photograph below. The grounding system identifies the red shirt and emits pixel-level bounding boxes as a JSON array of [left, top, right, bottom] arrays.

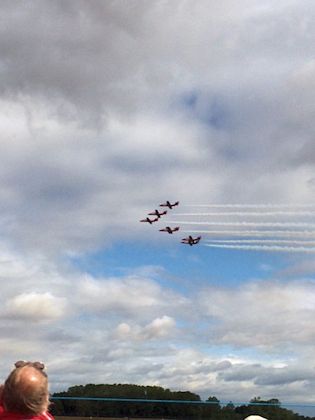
[[0, 405, 54, 420]]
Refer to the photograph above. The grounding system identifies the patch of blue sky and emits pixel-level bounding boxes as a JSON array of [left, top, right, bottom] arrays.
[[69, 241, 166, 280], [69, 240, 290, 291]]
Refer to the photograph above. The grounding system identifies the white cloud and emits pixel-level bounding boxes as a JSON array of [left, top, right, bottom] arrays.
[[197, 280, 315, 350], [77, 276, 188, 319], [0, 247, 314, 403], [143, 316, 176, 339], [3, 292, 66, 321], [115, 316, 176, 341], [0, 0, 314, 254]]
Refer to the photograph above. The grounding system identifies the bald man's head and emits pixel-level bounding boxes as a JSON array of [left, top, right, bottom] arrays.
[[3, 365, 49, 415]]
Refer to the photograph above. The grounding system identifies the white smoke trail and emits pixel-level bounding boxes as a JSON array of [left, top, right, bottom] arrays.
[[181, 229, 315, 237], [170, 221, 315, 228], [204, 239, 315, 246], [184, 204, 315, 208], [172, 211, 315, 216], [203, 243, 315, 253]]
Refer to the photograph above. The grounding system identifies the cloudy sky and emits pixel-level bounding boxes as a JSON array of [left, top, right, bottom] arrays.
[[1, 0, 315, 411]]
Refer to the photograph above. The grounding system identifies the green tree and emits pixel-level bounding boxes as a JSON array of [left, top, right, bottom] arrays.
[[51, 386, 315, 420]]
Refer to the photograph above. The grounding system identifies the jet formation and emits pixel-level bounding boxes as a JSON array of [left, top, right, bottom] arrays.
[[140, 200, 201, 246]]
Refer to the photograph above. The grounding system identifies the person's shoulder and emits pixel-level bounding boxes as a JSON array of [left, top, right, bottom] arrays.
[[0, 410, 54, 420], [38, 413, 55, 420], [33, 413, 54, 420], [0, 412, 23, 420]]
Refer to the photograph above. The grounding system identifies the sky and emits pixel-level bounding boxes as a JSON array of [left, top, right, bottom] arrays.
[[1, 0, 315, 412]]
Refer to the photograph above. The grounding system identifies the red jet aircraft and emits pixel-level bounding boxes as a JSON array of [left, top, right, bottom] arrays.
[[159, 226, 180, 234], [181, 235, 201, 246], [159, 201, 179, 209], [148, 209, 167, 218], [140, 217, 159, 224]]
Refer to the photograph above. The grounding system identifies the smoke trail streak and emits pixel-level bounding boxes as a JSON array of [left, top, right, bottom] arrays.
[[170, 221, 315, 228], [176, 205, 315, 252], [181, 230, 315, 237], [204, 239, 315, 246], [184, 204, 315, 208], [203, 244, 315, 253], [172, 211, 315, 216]]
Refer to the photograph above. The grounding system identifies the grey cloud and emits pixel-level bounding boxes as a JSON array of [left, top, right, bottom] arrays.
[[213, 360, 233, 371], [123, 362, 165, 378], [43, 328, 79, 345], [0, 102, 216, 254], [0, 0, 314, 255], [170, 360, 233, 377], [196, 279, 315, 350], [254, 368, 315, 386], [219, 363, 315, 387], [0, 1, 155, 121], [204, 363, 315, 403], [218, 364, 263, 382], [0, 1, 314, 121], [76, 275, 189, 320]]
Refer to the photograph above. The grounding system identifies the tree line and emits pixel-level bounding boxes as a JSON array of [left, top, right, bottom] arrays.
[[51, 384, 314, 420]]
